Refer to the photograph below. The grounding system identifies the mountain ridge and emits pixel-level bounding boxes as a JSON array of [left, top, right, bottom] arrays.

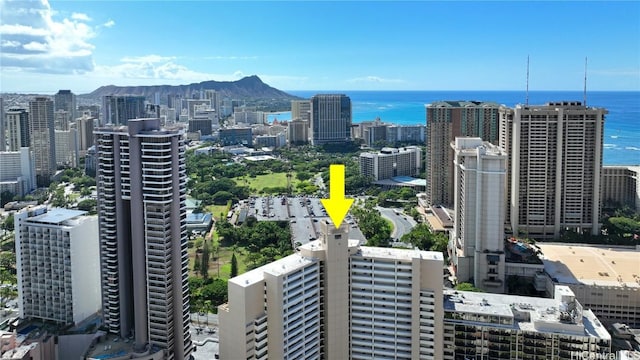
[[81, 75, 301, 103]]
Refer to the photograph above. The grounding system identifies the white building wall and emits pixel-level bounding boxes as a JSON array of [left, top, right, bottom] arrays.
[[69, 216, 100, 324]]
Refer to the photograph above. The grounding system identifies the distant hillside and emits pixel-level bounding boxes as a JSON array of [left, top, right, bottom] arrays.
[[81, 75, 301, 104]]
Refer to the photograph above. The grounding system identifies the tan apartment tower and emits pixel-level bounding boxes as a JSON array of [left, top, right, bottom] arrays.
[[450, 137, 507, 293], [499, 101, 606, 239], [218, 220, 444, 359], [291, 99, 311, 122], [425, 101, 500, 207], [95, 118, 192, 359]]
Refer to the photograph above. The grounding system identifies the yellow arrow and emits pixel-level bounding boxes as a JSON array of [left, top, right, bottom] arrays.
[[321, 164, 354, 227]]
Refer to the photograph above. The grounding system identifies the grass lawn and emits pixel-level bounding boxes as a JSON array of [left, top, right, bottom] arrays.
[[206, 204, 230, 222], [233, 172, 300, 194], [187, 238, 249, 280]]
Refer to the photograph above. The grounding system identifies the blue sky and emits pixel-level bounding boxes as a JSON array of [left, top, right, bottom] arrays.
[[1, 0, 639, 93]]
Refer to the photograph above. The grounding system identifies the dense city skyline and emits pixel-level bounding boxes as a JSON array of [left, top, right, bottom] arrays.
[[1, 0, 639, 93]]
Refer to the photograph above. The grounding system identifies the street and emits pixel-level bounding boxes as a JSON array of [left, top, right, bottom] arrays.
[[376, 206, 417, 240]]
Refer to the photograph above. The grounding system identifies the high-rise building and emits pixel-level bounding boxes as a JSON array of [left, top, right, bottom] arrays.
[[425, 101, 500, 207], [54, 89, 77, 126], [102, 95, 146, 126], [0, 97, 4, 151], [94, 118, 192, 359], [78, 105, 100, 119], [359, 146, 422, 181], [218, 221, 444, 359], [29, 97, 56, 187], [75, 114, 95, 156], [291, 100, 311, 122], [54, 129, 78, 167], [450, 138, 507, 293], [188, 116, 212, 136], [443, 286, 611, 359], [186, 99, 211, 120], [204, 89, 220, 114], [287, 118, 309, 145], [310, 94, 352, 145], [14, 206, 100, 326], [601, 165, 640, 213], [54, 109, 70, 130], [0, 147, 36, 197], [5, 107, 30, 152], [499, 101, 606, 239]]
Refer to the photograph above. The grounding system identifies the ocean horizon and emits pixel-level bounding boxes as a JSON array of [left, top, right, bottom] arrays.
[[265, 90, 639, 166]]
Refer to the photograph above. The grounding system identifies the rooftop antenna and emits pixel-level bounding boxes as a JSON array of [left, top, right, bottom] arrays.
[[583, 57, 588, 107], [525, 55, 530, 106]]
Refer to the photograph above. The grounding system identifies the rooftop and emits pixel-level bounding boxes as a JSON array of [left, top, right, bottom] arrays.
[[85, 333, 139, 360], [27, 208, 87, 225], [427, 100, 501, 108], [538, 243, 640, 288], [357, 246, 442, 262], [186, 212, 212, 224], [374, 176, 426, 187], [444, 288, 610, 339], [230, 253, 318, 288]]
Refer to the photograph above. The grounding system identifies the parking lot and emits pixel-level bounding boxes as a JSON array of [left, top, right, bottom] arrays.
[[237, 196, 366, 245]]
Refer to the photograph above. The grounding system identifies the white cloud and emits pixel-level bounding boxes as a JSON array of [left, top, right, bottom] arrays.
[[93, 56, 247, 83], [0, 0, 97, 74], [1, 39, 21, 47], [347, 75, 405, 84], [121, 55, 176, 63], [103, 19, 115, 28], [201, 55, 259, 60], [71, 12, 91, 22]]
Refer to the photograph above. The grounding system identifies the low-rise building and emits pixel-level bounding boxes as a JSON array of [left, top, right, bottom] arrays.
[[538, 243, 640, 328], [359, 146, 422, 181], [219, 127, 252, 146]]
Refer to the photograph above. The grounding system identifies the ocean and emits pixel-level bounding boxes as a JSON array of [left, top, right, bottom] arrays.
[[265, 91, 640, 166]]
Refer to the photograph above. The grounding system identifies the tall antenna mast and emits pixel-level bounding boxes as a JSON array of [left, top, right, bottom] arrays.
[[583, 57, 588, 106], [526, 55, 530, 106]]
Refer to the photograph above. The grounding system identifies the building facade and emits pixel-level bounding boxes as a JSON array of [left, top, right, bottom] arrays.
[[102, 95, 146, 126], [499, 102, 606, 239], [54, 129, 78, 168], [287, 118, 309, 145], [425, 101, 500, 207], [218, 221, 444, 359], [291, 100, 311, 122], [5, 107, 30, 152], [29, 97, 56, 187], [443, 286, 611, 360], [95, 118, 192, 359], [75, 114, 95, 156], [359, 146, 422, 181], [219, 127, 252, 146], [450, 138, 507, 293], [310, 94, 352, 145], [601, 166, 640, 213], [0, 148, 36, 197], [54, 90, 77, 127], [14, 207, 100, 326]]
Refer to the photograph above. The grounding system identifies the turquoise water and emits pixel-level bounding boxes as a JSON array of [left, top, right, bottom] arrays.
[[266, 91, 640, 165]]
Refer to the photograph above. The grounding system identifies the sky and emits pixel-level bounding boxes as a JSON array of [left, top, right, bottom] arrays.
[[1, 0, 639, 94]]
